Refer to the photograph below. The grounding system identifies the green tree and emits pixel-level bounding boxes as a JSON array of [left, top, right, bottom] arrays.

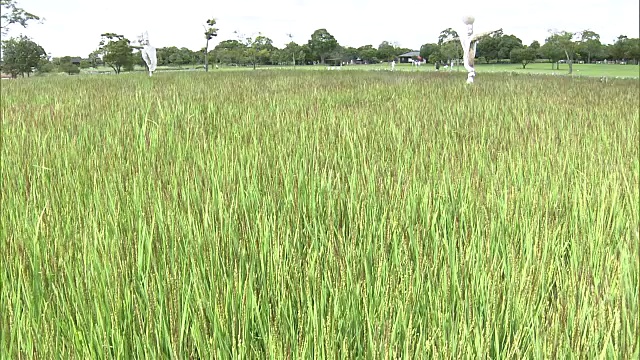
[[0, 0, 42, 36], [476, 29, 504, 63], [87, 50, 103, 68], [58, 56, 80, 75], [377, 41, 397, 62], [357, 44, 378, 63], [180, 47, 199, 65], [156, 47, 171, 66], [627, 38, 640, 63], [169, 47, 186, 65], [577, 30, 602, 63], [0, 35, 46, 77], [299, 44, 313, 64], [609, 35, 627, 61], [284, 40, 303, 66], [497, 35, 523, 60], [286, 33, 297, 67], [213, 39, 245, 65], [419, 43, 439, 63], [270, 48, 285, 65], [539, 40, 563, 68], [203, 18, 218, 71], [530, 40, 541, 51], [428, 50, 442, 64], [252, 34, 276, 65], [233, 31, 268, 69], [157, 46, 195, 66], [79, 59, 91, 69], [545, 30, 578, 74], [98, 33, 135, 74], [510, 46, 537, 68], [438, 28, 462, 67], [610, 35, 640, 63], [307, 28, 338, 64], [437, 28, 459, 45], [529, 40, 541, 61], [440, 41, 461, 65]]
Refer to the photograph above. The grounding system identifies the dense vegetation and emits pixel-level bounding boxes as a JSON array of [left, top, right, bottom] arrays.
[[1, 0, 639, 77], [1, 71, 638, 358]]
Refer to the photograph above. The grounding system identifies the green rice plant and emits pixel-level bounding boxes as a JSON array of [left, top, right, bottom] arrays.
[[1, 70, 638, 359]]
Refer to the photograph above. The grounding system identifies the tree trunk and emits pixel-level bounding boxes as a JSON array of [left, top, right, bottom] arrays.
[[205, 39, 209, 72], [564, 50, 572, 75]]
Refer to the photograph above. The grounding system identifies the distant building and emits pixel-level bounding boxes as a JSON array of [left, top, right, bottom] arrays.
[[398, 51, 420, 63]]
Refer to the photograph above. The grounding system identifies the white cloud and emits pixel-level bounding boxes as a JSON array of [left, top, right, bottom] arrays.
[[5, 0, 639, 57]]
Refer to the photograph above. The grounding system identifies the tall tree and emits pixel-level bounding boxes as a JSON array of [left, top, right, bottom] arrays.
[[307, 28, 338, 64], [98, 33, 135, 74], [475, 29, 503, 63], [609, 35, 640, 63], [252, 34, 275, 65], [377, 41, 397, 62], [0, 35, 46, 77], [357, 45, 377, 63], [539, 39, 564, 69], [577, 30, 602, 63], [287, 33, 296, 67], [87, 50, 103, 68], [497, 35, 523, 60], [203, 18, 218, 71], [438, 28, 462, 66], [529, 40, 541, 60], [438, 28, 459, 45], [510, 46, 537, 68], [627, 38, 640, 64], [233, 31, 267, 69], [440, 41, 461, 65], [530, 40, 541, 51], [58, 56, 80, 75], [545, 30, 578, 74], [283, 41, 304, 66], [419, 43, 439, 63], [0, 0, 42, 36], [609, 35, 628, 61], [213, 39, 245, 65], [437, 28, 464, 67]]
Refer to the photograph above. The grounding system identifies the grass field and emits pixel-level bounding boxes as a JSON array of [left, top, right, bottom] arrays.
[[73, 62, 640, 78], [1, 71, 638, 358]]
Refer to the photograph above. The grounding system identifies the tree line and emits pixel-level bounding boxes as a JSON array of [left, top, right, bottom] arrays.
[[1, 1, 638, 78]]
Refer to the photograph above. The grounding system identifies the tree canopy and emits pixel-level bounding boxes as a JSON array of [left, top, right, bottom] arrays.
[[0, 34, 47, 77], [0, 0, 41, 36], [98, 33, 136, 74], [307, 29, 338, 64], [1, 15, 638, 77]]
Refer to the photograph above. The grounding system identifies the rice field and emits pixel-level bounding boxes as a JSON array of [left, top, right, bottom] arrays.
[[1, 70, 638, 359]]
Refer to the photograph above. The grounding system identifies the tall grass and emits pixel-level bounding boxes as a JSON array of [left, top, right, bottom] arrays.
[[1, 71, 638, 358]]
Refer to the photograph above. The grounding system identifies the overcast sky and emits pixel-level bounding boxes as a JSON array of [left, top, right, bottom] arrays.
[[4, 0, 639, 57]]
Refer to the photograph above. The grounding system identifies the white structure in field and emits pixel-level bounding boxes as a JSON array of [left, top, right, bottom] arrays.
[[460, 16, 479, 83], [391, 60, 395, 71], [138, 31, 157, 77], [457, 16, 499, 84]]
